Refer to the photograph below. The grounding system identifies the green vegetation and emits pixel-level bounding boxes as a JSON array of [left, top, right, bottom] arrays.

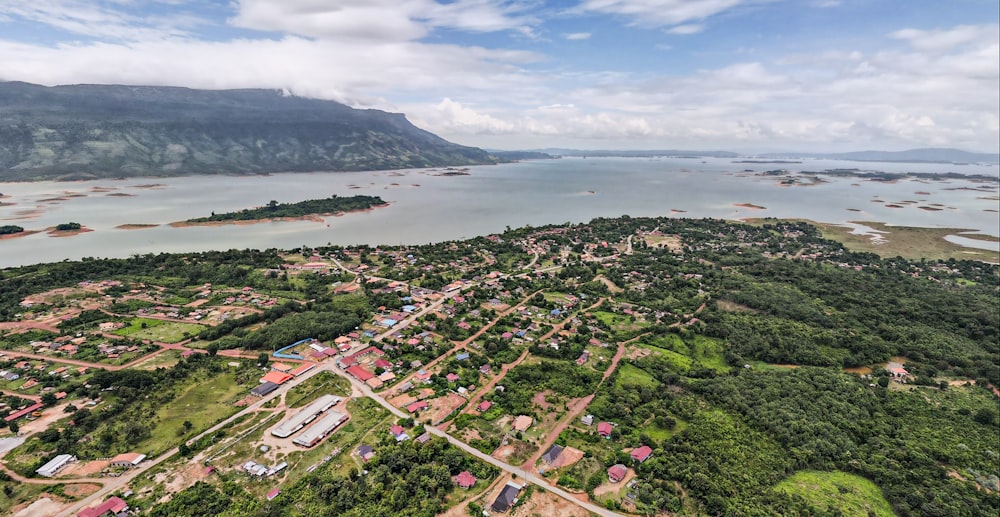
[[153, 437, 499, 517], [114, 318, 204, 343], [776, 470, 897, 517], [185, 195, 385, 223], [55, 222, 81, 231], [615, 363, 658, 388], [0, 225, 23, 235], [0, 215, 996, 517]]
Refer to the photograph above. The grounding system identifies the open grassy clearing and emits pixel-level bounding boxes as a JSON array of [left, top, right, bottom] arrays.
[[775, 470, 896, 517], [615, 363, 658, 387], [114, 318, 205, 343], [745, 218, 1000, 262], [284, 371, 352, 408], [132, 349, 183, 370], [133, 371, 245, 456]]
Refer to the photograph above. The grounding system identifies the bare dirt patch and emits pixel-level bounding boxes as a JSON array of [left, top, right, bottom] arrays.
[[551, 446, 585, 470], [532, 390, 554, 411], [716, 300, 759, 313], [388, 391, 417, 407], [60, 460, 109, 478], [62, 483, 101, 498], [511, 488, 590, 517], [12, 496, 67, 517], [493, 444, 516, 461], [429, 392, 467, 424], [626, 345, 653, 361], [594, 468, 635, 498]]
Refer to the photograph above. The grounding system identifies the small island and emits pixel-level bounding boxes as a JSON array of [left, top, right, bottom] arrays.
[[176, 195, 387, 226], [0, 225, 24, 236], [55, 222, 82, 231], [46, 221, 92, 237]]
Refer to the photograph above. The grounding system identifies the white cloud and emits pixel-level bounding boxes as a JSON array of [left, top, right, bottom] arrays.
[[576, 0, 758, 28], [0, 1, 995, 152], [890, 24, 995, 53], [666, 24, 703, 34], [0, 0, 203, 41], [229, 0, 535, 42]]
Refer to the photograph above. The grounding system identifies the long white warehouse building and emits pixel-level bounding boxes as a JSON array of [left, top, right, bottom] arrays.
[[271, 394, 342, 438], [293, 410, 348, 447]]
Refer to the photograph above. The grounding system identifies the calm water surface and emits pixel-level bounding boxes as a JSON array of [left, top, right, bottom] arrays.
[[1, 157, 997, 268]]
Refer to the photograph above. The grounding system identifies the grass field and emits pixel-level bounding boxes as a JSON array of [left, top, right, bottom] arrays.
[[745, 218, 1000, 262], [135, 372, 244, 456], [115, 318, 205, 343], [285, 372, 352, 408], [615, 363, 658, 387], [132, 350, 182, 370], [775, 470, 896, 517]]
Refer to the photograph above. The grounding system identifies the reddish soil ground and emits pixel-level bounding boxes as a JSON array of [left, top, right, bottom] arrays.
[[512, 489, 590, 517]]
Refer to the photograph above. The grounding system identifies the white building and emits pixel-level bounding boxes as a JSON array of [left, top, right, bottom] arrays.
[[36, 454, 76, 477]]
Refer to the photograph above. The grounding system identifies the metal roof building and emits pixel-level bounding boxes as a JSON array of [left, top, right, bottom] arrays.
[[36, 454, 75, 477], [272, 394, 341, 438], [293, 410, 347, 447]]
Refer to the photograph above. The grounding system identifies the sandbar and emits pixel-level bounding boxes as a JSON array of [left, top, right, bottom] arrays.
[[46, 226, 94, 237], [116, 224, 160, 230], [733, 203, 766, 210]]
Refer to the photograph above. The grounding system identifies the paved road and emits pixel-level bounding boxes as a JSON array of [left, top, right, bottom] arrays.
[[56, 361, 332, 517], [325, 364, 624, 517]]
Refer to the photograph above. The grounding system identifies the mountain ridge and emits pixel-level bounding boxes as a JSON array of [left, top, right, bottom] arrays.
[[0, 81, 495, 180]]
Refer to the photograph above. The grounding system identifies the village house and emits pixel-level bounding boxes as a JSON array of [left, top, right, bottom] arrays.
[[357, 445, 376, 462], [631, 445, 653, 463], [598, 422, 614, 438], [491, 482, 523, 513], [608, 464, 628, 483], [454, 470, 477, 489], [390, 425, 410, 442], [406, 400, 429, 414], [109, 452, 146, 469], [77, 496, 128, 517], [512, 415, 533, 433], [541, 444, 563, 465]]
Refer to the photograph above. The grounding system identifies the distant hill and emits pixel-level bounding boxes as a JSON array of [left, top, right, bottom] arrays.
[[488, 150, 557, 161], [0, 81, 494, 180], [758, 148, 1000, 164], [536, 148, 739, 158]]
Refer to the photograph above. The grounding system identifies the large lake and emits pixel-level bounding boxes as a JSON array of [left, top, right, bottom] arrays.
[[1, 157, 998, 269]]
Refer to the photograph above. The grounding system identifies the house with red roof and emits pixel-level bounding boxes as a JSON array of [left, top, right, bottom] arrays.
[[608, 464, 628, 483], [476, 400, 492, 412], [374, 359, 393, 369], [390, 425, 410, 442], [406, 400, 429, 413], [77, 496, 128, 517], [260, 371, 294, 385], [630, 445, 653, 463], [346, 365, 375, 381], [597, 422, 614, 438], [454, 470, 477, 489], [446, 373, 460, 382]]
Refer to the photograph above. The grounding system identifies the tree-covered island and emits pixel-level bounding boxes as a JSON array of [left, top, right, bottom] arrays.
[[0, 225, 24, 235], [181, 194, 386, 224]]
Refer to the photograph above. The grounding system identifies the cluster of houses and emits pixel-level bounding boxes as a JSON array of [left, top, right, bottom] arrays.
[[28, 336, 138, 360], [242, 460, 288, 477], [251, 362, 315, 397]]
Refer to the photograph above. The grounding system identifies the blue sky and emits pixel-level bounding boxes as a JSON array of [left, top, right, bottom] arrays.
[[0, 0, 997, 152]]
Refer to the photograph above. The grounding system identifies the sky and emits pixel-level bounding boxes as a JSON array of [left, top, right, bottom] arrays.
[[0, 0, 998, 153]]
